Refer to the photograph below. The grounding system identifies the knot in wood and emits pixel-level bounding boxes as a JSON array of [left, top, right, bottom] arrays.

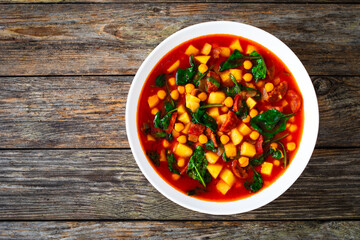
[[313, 77, 334, 96]]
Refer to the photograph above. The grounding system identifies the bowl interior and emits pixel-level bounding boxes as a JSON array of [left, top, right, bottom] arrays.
[[126, 21, 319, 215]]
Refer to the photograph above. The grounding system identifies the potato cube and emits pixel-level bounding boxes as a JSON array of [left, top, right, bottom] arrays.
[[219, 168, 236, 187], [205, 151, 220, 164], [229, 69, 242, 82], [238, 123, 252, 136], [181, 123, 191, 134], [208, 91, 226, 104], [207, 163, 223, 179], [160, 149, 167, 162], [167, 60, 180, 73], [216, 180, 231, 195], [261, 162, 273, 176], [147, 135, 155, 141], [207, 107, 220, 118], [230, 128, 243, 146], [186, 94, 201, 112], [174, 144, 193, 158], [177, 104, 187, 114], [178, 112, 190, 124], [246, 97, 257, 109], [185, 45, 199, 56], [148, 95, 159, 108], [229, 39, 243, 52], [201, 43, 212, 55], [246, 45, 257, 55], [240, 142, 256, 157], [217, 114, 228, 125], [219, 70, 231, 82], [224, 142, 237, 158], [220, 47, 231, 57], [195, 55, 211, 64]]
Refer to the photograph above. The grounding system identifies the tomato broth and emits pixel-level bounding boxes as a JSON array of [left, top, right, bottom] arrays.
[[137, 34, 304, 202]]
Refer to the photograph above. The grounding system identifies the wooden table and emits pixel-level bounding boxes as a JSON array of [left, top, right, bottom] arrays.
[[0, 1, 359, 238]]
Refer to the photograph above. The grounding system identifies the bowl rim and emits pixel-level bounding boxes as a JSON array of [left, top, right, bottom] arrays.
[[126, 21, 319, 215]]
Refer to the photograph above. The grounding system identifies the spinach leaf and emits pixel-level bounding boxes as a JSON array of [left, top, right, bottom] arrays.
[[154, 132, 167, 138], [250, 109, 295, 138], [167, 152, 180, 175], [187, 146, 211, 187], [278, 141, 287, 168], [141, 123, 151, 135], [154, 108, 177, 130], [192, 108, 218, 132], [155, 74, 166, 87], [250, 51, 267, 82], [235, 100, 249, 120], [147, 150, 160, 167], [166, 132, 173, 142], [220, 49, 245, 71], [199, 104, 223, 109], [205, 139, 217, 152], [245, 166, 263, 192], [188, 187, 207, 196], [222, 152, 231, 162], [229, 73, 261, 100], [154, 111, 162, 129], [250, 154, 267, 166], [176, 55, 197, 86], [194, 64, 214, 87], [269, 146, 282, 159], [229, 74, 241, 93], [208, 76, 220, 88], [164, 101, 175, 112]]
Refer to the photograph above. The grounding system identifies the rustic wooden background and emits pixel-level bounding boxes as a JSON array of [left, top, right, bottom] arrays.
[[0, 0, 359, 238]]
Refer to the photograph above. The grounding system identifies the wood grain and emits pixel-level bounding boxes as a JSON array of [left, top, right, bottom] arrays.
[[0, 75, 358, 148], [0, 0, 351, 3], [0, 4, 358, 76], [0, 221, 359, 239], [0, 148, 358, 220]]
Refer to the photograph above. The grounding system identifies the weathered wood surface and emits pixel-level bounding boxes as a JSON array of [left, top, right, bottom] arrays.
[[1, 221, 359, 239], [0, 148, 358, 220], [0, 75, 358, 148], [0, 0, 352, 3], [0, 4, 359, 76]]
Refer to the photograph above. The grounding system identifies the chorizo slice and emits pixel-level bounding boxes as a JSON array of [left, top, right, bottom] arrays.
[[205, 128, 218, 147], [219, 110, 238, 132], [267, 81, 288, 103], [287, 90, 302, 113], [188, 123, 206, 136], [165, 112, 177, 134], [231, 160, 248, 179]]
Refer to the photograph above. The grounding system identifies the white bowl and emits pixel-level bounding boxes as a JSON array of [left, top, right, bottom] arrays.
[[126, 21, 319, 215]]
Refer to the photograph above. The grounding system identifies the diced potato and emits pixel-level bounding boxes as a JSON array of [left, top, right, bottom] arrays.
[[177, 104, 187, 114], [216, 180, 231, 195], [208, 91, 226, 104], [207, 107, 220, 118], [246, 97, 257, 109], [201, 43, 212, 55], [230, 128, 243, 146], [238, 123, 252, 136], [178, 112, 190, 124], [167, 60, 180, 73], [217, 114, 228, 125], [160, 149, 166, 162], [186, 94, 201, 112], [240, 142, 256, 157], [261, 162, 273, 176], [174, 143, 193, 158], [172, 130, 180, 138], [185, 45, 199, 56], [219, 168, 236, 187], [224, 142, 237, 158], [181, 123, 191, 134], [207, 163, 223, 179], [205, 151, 220, 164], [195, 55, 211, 64], [219, 70, 231, 83], [220, 47, 231, 57], [148, 95, 159, 108], [229, 39, 243, 52], [147, 135, 155, 141], [229, 69, 242, 82], [246, 45, 257, 55]]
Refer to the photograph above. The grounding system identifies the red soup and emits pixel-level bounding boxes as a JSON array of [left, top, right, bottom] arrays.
[[137, 34, 304, 202]]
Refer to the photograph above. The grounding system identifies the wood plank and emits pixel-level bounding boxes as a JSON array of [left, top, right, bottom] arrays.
[[0, 4, 358, 76], [0, 75, 358, 148], [0, 221, 359, 239], [0, 148, 358, 220], [0, 0, 351, 3]]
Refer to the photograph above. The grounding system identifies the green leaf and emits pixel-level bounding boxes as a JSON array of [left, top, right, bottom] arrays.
[[249, 51, 267, 82], [205, 139, 217, 152], [167, 152, 180, 175], [187, 187, 207, 196], [164, 101, 175, 112], [250, 109, 295, 138], [176, 55, 197, 86], [155, 74, 166, 87], [187, 146, 211, 187], [154, 108, 177, 131], [269, 146, 282, 159], [235, 100, 249, 120], [154, 111, 162, 129], [220, 49, 245, 71], [278, 141, 287, 168], [193, 64, 214, 87], [245, 166, 263, 192], [222, 152, 231, 162], [192, 108, 217, 132], [154, 132, 167, 138], [147, 150, 160, 167], [208, 76, 220, 88]]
